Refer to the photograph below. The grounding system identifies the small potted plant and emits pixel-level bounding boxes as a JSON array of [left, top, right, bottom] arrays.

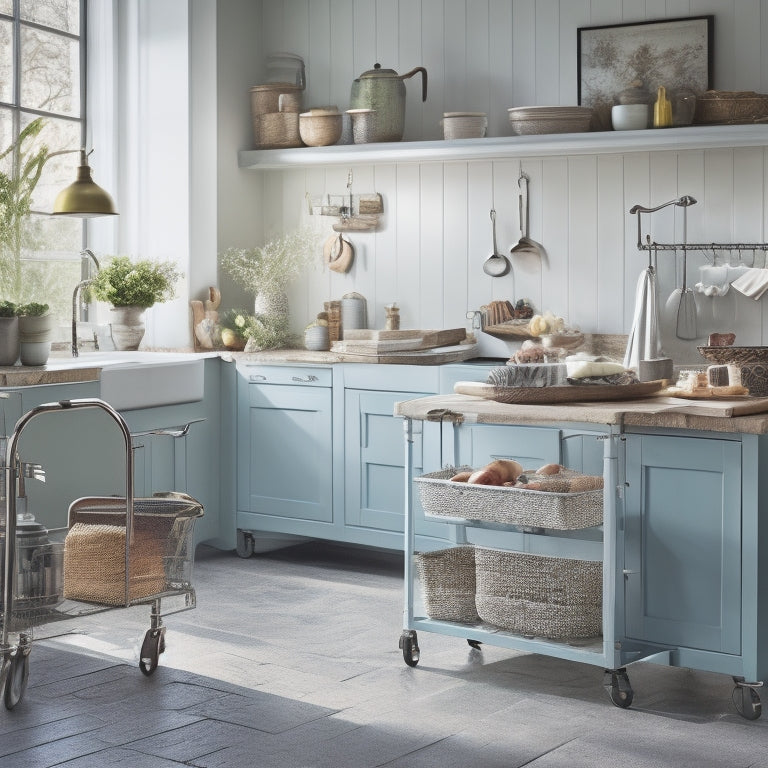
[[16, 302, 52, 366], [219, 228, 317, 350], [0, 300, 19, 366], [87, 256, 181, 350]]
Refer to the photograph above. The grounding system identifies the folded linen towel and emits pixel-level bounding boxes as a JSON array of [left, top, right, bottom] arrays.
[[732, 268, 768, 300]]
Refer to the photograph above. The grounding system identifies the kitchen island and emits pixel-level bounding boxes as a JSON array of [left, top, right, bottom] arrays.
[[394, 391, 768, 719]]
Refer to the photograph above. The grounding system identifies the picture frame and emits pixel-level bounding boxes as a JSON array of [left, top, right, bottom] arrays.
[[577, 15, 713, 130]]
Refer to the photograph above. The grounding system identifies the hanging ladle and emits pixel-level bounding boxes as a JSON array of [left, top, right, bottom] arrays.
[[483, 209, 511, 277], [510, 170, 547, 265]]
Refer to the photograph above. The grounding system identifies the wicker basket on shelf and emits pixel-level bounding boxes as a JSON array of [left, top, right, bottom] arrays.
[[474, 548, 602, 639], [415, 546, 479, 623], [415, 467, 603, 530], [694, 91, 768, 125]]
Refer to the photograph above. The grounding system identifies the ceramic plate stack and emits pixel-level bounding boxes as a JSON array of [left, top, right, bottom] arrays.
[[508, 106, 593, 135]]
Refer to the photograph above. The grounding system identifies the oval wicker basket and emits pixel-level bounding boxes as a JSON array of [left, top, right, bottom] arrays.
[[698, 345, 768, 365], [508, 106, 593, 135], [694, 90, 768, 125], [474, 547, 602, 639]]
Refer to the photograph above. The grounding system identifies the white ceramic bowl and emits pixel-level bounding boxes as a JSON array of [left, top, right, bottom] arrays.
[[442, 112, 487, 139], [611, 104, 649, 131]]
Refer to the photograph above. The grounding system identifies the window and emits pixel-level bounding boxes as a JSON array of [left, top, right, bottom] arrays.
[[0, 0, 85, 339]]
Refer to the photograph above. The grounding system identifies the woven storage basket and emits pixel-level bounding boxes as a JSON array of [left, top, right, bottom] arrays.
[[415, 546, 479, 623], [694, 90, 768, 125], [415, 467, 603, 529], [475, 548, 602, 639], [63, 520, 168, 605], [62, 495, 202, 605]]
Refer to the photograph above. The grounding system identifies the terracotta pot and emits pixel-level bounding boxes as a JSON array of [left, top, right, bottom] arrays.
[[109, 305, 146, 351]]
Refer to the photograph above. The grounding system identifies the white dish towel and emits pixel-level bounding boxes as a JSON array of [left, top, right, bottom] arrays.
[[731, 268, 768, 300]]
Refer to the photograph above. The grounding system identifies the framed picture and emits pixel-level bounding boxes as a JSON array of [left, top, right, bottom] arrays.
[[577, 15, 713, 130]]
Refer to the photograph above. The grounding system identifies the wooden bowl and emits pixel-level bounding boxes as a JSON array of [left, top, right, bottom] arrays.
[[299, 112, 343, 147]]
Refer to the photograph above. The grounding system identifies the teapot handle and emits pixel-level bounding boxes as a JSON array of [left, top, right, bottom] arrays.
[[400, 67, 428, 102]]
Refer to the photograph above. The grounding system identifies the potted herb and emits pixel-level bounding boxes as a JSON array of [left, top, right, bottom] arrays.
[[16, 302, 53, 365], [0, 300, 19, 366], [87, 256, 181, 350], [219, 229, 317, 350]]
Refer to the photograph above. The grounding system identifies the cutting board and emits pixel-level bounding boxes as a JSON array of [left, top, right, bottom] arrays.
[[336, 328, 466, 354]]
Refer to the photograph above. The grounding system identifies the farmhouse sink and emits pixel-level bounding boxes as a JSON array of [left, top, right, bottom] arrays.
[[47, 351, 205, 409]]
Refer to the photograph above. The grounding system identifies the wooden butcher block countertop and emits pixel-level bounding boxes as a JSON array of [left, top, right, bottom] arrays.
[[393, 393, 768, 435]]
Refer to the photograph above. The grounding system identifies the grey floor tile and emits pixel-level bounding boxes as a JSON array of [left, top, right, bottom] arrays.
[[1, 541, 762, 768]]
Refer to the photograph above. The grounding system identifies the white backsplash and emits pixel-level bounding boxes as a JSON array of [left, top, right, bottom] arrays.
[[223, 1, 768, 364]]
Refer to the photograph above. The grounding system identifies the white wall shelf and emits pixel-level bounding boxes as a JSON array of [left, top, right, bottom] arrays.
[[238, 125, 768, 170]]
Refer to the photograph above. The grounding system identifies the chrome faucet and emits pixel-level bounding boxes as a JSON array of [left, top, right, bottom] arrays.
[[71, 248, 100, 357]]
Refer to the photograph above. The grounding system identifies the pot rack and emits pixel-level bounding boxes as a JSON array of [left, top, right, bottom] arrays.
[[630, 195, 768, 256]]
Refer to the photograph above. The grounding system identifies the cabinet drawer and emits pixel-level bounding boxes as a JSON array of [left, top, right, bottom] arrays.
[[239, 364, 331, 387]]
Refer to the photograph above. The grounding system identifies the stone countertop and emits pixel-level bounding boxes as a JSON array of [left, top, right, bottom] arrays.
[[393, 392, 768, 435], [226, 343, 478, 366], [0, 344, 478, 388]]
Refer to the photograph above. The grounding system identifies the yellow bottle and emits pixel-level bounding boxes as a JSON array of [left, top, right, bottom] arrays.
[[653, 85, 672, 128]]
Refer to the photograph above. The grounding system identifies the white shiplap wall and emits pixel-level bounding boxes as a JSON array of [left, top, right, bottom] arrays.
[[228, 0, 768, 361]]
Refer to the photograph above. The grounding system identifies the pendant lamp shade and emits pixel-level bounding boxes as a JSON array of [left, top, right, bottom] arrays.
[[52, 150, 117, 217]]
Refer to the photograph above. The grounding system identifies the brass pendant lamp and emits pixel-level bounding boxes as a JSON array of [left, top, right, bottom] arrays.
[[52, 149, 117, 217]]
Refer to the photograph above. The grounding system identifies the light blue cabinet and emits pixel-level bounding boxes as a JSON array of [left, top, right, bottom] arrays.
[[235, 362, 446, 551], [4, 359, 225, 548], [236, 365, 334, 535], [624, 432, 742, 655]]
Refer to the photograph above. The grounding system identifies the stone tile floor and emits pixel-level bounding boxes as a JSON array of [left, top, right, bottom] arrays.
[[3, 542, 767, 767]]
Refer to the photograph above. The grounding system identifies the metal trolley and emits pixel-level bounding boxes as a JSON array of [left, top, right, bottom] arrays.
[[1, 398, 203, 710]]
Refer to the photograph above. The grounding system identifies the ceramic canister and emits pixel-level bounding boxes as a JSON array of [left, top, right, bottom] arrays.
[[341, 292, 367, 334]]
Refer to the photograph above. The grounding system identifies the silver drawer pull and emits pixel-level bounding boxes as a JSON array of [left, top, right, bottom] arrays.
[[250, 374, 268, 381], [291, 374, 319, 383]]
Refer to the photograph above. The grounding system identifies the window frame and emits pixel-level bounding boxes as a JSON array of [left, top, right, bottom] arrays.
[[1, 0, 89, 324]]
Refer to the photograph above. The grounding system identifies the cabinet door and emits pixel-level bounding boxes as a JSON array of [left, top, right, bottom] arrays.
[[452, 422, 561, 471], [238, 383, 333, 523], [624, 433, 741, 654], [345, 388, 440, 536]]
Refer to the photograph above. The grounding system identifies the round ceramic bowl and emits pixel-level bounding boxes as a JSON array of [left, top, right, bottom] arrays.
[[507, 106, 593, 135], [299, 111, 343, 147], [611, 104, 649, 131], [442, 112, 487, 139]]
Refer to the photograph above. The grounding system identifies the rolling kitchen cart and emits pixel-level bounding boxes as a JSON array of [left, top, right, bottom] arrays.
[[1, 398, 203, 710], [396, 398, 765, 720]]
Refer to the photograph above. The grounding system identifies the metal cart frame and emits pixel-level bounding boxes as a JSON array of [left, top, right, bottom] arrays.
[[1, 398, 202, 710]]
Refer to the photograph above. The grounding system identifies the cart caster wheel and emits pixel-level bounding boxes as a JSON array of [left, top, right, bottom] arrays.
[[236, 530, 254, 558], [604, 668, 634, 709], [732, 678, 762, 720], [139, 627, 165, 676], [4, 648, 30, 710], [399, 631, 420, 667], [467, 639, 482, 650]]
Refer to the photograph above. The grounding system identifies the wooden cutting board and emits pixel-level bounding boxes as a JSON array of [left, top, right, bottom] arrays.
[[338, 328, 466, 352]]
